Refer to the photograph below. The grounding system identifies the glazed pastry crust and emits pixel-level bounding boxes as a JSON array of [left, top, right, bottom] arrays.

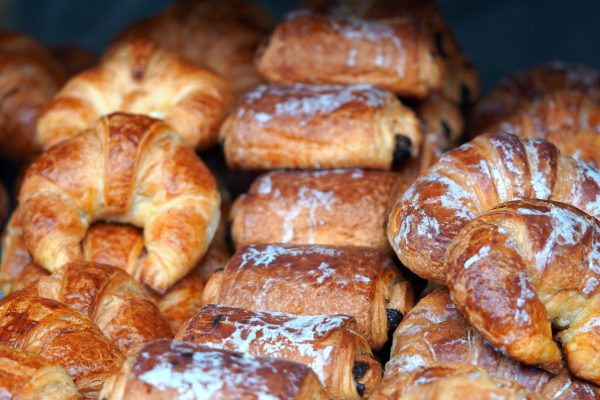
[[20, 113, 221, 292], [37, 40, 230, 149], [231, 169, 401, 251], [99, 339, 327, 400], [202, 244, 414, 349], [220, 83, 421, 170], [176, 305, 381, 399], [256, 10, 444, 98]]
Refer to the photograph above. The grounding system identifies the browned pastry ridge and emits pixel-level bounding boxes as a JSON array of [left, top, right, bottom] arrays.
[[176, 305, 381, 399], [0, 31, 65, 162], [36, 40, 230, 150], [446, 200, 600, 383], [99, 339, 327, 400], [255, 10, 444, 98], [0, 292, 124, 397], [0, 344, 82, 399], [220, 83, 422, 170], [372, 289, 600, 399], [115, 0, 270, 98], [388, 133, 600, 283], [231, 169, 402, 252], [202, 244, 414, 350], [19, 113, 221, 292]]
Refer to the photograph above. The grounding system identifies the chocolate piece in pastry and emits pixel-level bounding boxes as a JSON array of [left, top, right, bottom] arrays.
[[230, 169, 401, 252], [177, 304, 381, 398], [99, 339, 327, 400], [202, 244, 414, 349], [220, 83, 421, 170]]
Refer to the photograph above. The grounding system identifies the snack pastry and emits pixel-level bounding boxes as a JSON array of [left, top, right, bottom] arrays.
[[202, 244, 414, 349], [177, 305, 381, 398], [37, 40, 230, 149], [220, 83, 421, 170], [20, 113, 221, 292], [388, 133, 600, 282], [230, 169, 401, 251], [99, 339, 327, 400]]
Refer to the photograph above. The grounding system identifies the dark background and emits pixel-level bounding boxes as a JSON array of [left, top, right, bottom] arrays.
[[2, 0, 600, 93]]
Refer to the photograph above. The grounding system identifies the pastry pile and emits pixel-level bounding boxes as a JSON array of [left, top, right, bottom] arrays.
[[0, 0, 598, 399]]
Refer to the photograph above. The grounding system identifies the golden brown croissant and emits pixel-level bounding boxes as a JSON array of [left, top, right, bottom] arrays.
[[51, 44, 99, 77], [114, 0, 270, 99], [99, 339, 327, 400], [388, 133, 600, 283], [230, 169, 401, 252], [20, 113, 221, 292], [482, 90, 600, 167], [470, 62, 600, 134], [0, 293, 124, 397], [220, 83, 422, 170], [176, 305, 381, 399], [0, 210, 34, 294], [0, 344, 82, 399], [446, 199, 600, 383], [255, 10, 444, 98], [381, 289, 600, 399], [36, 40, 230, 149], [203, 244, 414, 349]]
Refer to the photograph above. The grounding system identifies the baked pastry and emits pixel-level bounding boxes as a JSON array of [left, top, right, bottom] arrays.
[[255, 10, 444, 98], [446, 199, 600, 383], [0, 344, 82, 399], [36, 40, 230, 149], [470, 62, 600, 134], [220, 83, 422, 170], [51, 44, 98, 76], [99, 339, 327, 400], [0, 292, 124, 397], [20, 113, 221, 292], [388, 133, 600, 283], [230, 169, 401, 251], [115, 0, 270, 98], [482, 90, 600, 167], [0, 32, 64, 161], [177, 305, 381, 398], [0, 210, 34, 294], [202, 244, 414, 349], [379, 289, 599, 399]]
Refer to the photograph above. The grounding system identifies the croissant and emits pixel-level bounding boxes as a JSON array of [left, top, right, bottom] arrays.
[[36, 40, 230, 149], [388, 133, 600, 283], [176, 305, 382, 399], [231, 169, 402, 251], [51, 44, 98, 77], [0, 292, 124, 397], [482, 90, 600, 167], [203, 244, 414, 349], [470, 62, 600, 134], [380, 289, 600, 399], [20, 113, 221, 292], [220, 83, 422, 170], [114, 0, 270, 98], [99, 339, 327, 400], [0, 344, 82, 399], [255, 10, 444, 98], [446, 199, 600, 383]]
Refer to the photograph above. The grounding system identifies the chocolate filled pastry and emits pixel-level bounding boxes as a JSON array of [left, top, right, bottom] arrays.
[[220, 83, 422, 170], [202, 244, 414, 349], [375, 289, 600, 399], [36, 40, 230, 150], [0, 344, 82, 399], [230, 169, 401, 252], [19, 113, 221, 292], [446, 200, 600, 383], [177, 305, 381, 398], [255, 10, 444, 98], [388, 133, 600, 283], [0, 292, 124, 397], [99, 339, 327, 400]]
